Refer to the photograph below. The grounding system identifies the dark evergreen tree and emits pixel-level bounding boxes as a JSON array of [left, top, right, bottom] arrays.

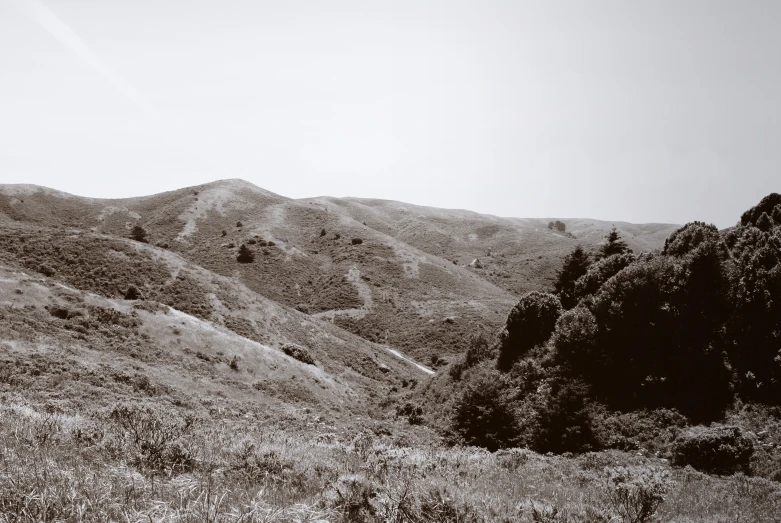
[[598, 226, 632, 258], [130, 225, 147, 243], [236, 244, 254, 263], [554, 245, 591, 309]]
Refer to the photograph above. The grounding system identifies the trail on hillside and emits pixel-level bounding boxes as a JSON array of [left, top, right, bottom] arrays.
[[385, 347, 435, 375]]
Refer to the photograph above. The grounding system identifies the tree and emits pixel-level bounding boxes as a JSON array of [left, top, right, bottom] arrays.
[[236, 244, 254, 263], [449, 373, 519, 451], [547, 220, 566, 232], [130, 225, 148, 243], [554, 246, 591, 309], [756, 212, 773, 232], [663, 222, 721, 257], [497, 291, 562, 370], [740, 192, 781, 227], [598, 227, 631, 258]]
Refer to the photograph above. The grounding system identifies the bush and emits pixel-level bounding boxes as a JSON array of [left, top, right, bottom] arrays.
[[236, 244, 254, 263], [449, 372, 518, 451], [670, 426, 754, 475], [663, 221, 722, 257], [448, 333, 494, 380], [606, 466, 670, 523], [281, 343, 316, 365], [740, 192, 781, 227], [572, 253, 635, 302], [395, 402, 424, 425], [130, 225, 148, 243], [496, 291, 562, 370], [351, 238, 363, 245], [124, 286, 141, 300], [106, 404, 198, 475]]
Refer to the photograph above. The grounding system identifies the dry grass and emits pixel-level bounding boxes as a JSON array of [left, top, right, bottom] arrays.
[[0, 402, 778, 522]]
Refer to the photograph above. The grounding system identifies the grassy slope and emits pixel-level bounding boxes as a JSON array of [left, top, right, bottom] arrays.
[[0, 224, 433, 402], [0, 180, 677, 363]]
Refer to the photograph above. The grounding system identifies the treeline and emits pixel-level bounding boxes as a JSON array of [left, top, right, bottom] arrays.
[[446, 194, 781, 453]]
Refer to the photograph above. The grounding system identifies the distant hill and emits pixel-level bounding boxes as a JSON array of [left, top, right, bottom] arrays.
[[0, 179, 677, 364]]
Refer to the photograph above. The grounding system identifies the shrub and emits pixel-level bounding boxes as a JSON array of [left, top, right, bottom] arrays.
[[663, 221, 722, 257], [351, 238, 363, 245], [106, 404, 198, 475], [38, 264, 56, 277], [124, 286, 141, 300], [497, 291, 562, 371], [449, 372, 518, 451], [130, 225, 148, 243], [281, 343, 316, 365], [670, 426, 754, 475], [395, 402, 424, 425], [229, 356, 240, 371], [740, 192, 781, 227], [572, 253, 635, 302], [236, 244, 254, 263], [449, 333, 494, 380], [606, 466, 670, 523], [523, 380, 596, 454]]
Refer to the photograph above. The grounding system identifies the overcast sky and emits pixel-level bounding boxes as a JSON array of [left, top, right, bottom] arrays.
[[1, 0, 779, 227]]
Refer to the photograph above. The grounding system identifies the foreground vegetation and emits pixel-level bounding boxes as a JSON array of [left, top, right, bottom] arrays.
[[0, 401, 779, 522]]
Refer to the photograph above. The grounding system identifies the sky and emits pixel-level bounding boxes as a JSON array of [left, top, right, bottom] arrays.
[[1, 0, 779, 227]]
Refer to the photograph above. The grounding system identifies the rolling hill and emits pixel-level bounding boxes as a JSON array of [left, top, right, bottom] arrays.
[[0, 179, 678, 365]]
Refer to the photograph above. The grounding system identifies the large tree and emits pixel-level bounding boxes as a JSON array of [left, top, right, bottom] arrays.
[[554, 245, 591, 309]]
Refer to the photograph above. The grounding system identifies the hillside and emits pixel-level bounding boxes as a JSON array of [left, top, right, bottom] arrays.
[[0, 180, 677, 363], [0, 182, 778, 522]]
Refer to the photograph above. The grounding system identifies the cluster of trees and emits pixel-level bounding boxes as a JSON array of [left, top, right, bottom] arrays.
[[449, 195, 781, 453], [547, 220, 566, 232]]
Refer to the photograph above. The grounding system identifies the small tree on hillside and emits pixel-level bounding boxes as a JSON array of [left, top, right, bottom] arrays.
[[130, 225, 148, 243], [598, 227, 631, 258], [236, 244, 254, 263], [554, 245, 591, 309]]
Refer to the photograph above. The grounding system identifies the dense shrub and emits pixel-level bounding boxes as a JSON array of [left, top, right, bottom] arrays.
[[130, 225, 148, 243], [448, 333, 494, 380], [496, 291, 562, 371], [124, 285, 141, 300], [522, 380, 596, 454], [281, 343, 316, 365], [396, 402, 424, 425], [547, 220, 566, 232], [449, 372, 518, 451], [663, 221, 722, 257], [670, 426, 754, 475], [236, 244, 254, 263], [572, 252, 635, 304], [740, 192, 781, 227]]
